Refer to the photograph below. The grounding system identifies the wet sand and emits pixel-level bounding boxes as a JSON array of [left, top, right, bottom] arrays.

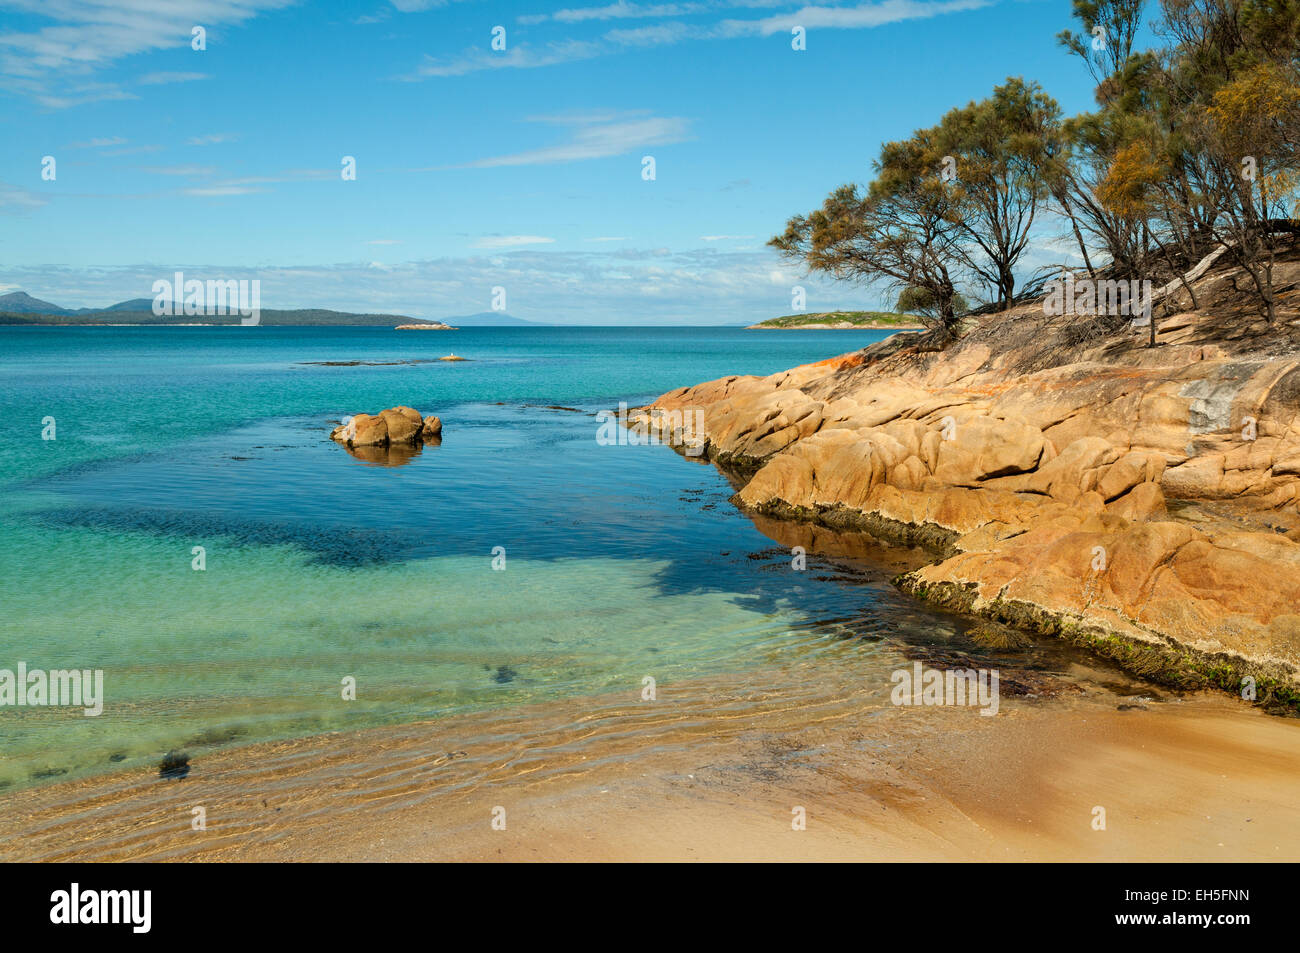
[[1, 656, 1295, 862]]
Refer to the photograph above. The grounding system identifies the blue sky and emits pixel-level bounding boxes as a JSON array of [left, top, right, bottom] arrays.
[[1, 0, 1100, 324]]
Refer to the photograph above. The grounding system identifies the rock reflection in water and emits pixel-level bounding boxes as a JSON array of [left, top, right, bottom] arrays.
[[341, 436, 439, 466]]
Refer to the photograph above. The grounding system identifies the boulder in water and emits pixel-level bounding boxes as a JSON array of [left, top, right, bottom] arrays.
[[331, 407, 444, 448]]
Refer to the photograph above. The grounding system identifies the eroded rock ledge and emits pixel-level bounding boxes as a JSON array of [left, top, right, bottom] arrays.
[[634, 291, 1300, 710]]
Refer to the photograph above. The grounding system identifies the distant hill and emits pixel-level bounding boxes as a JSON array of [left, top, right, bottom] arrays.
[[0, 308, 426, 327], [0, 291, 428, 326], [92, 297, 156, 313], [0, 292, 68, 314], [0, 292, 556, 327]]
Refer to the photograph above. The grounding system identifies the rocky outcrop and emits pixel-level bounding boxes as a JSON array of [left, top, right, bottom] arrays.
[[330, 406, 443, 448], [636, 284, 1300, 708]]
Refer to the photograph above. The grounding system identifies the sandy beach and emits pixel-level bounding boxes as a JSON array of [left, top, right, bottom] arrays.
[[2, 647, 1294, 862]]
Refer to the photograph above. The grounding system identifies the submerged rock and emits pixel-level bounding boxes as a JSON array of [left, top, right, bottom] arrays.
[[159, 750, 190, 780]]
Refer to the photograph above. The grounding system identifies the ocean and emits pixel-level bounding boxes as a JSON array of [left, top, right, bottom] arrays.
[[0, 325, 973, 789]]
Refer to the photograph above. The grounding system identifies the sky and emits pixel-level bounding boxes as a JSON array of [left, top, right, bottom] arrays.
[[0, 0, 1102, 324]]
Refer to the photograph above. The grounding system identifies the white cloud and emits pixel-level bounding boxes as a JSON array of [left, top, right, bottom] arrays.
[[604, 22, 692, 44], [408, 38, 605, 78], [0, 0, 295, 107], [22, 81, 136, 109], [471, 235, 556, 248], [700, 234, 755, 241], [186, 133, 240, 146], [101, 143, 163, 156], [0, 182, 49, 212], [460, 113, 690, 168], [409, 0, 992, 77], [137, 71, 211, 85], [69, 136, 126, 148], [169, 167, 335, 198], [717, 0, 993, 36], [0, 248, 894, 324], [141, 165, 217, 176], [527, 2, 710, 24], [183, 184, 266, 196]]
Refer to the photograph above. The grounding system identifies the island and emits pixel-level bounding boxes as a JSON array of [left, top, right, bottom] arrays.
[[747, 310, 926, 330]]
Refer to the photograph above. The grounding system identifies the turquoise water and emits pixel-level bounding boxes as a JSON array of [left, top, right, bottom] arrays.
[[0, 326, 961, 788]]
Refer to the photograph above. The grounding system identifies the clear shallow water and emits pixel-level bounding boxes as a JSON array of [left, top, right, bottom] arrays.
[[0, 325, 972, 788]]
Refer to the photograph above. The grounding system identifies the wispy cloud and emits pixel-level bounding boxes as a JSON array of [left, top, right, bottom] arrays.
[[410, 0, 991, 77], [137, 71, 211, 86], [184, 184, 267, 197], [69, 136, 127, 149], [716, 0, 993, 36], [521, 2, 711, 25], [700, 234, 755, 240], [186, 133, 240, 146], [0, 247, 889, 323], [101, 143, 163, 156], [141, 165, 218, 177], [472, 235, 557, 249], [457, 112, 690, 168], [408, 38, 604, 78], [178, 168, 336, 197], [0, 0, 295, 107], [0, 182, 49, 212]]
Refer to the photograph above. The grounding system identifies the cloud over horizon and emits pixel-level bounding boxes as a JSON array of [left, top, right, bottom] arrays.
[[0, 246, 892, 324]]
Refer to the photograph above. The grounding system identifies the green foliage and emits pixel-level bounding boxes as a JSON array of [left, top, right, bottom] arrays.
[[773, 0, 1300, 340], [771, 78, 1063, 333], [754, 311, 925, 328], [895, 286, 970, 317], [1057, 0, 1146, 86]]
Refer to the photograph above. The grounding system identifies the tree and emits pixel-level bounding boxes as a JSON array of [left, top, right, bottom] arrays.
[[1053, 2, 1156, 282], [770, 135, 969, 337], [936, 79, 1066, 309], [1154, 0, 1300, 322], [1058, 0, 1147, 86], [1057, 106, 1152, 276], [1200, 62, 1300, 322]]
